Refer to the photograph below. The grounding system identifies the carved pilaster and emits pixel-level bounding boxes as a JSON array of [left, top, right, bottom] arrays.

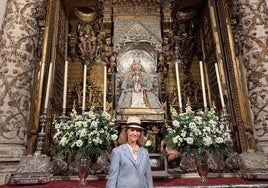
[[0, 0, 47, 184], [100, 0, 112, 34], [236, 0, 268, 153], [162, 0, 173, 33], [27, 0, 56, 155]]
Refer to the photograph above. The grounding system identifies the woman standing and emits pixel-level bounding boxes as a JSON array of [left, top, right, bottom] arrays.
[[106, 116, 154, 188]]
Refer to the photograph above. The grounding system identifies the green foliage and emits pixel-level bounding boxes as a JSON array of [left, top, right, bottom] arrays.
[[165, 103, 233, 160]]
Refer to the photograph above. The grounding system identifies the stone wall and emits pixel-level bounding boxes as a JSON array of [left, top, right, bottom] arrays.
[[0, 0, 45, 184], [238, 0, 268, 153]]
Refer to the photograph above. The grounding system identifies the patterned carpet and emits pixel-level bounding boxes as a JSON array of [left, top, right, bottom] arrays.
[[1, 176, 268, 188]]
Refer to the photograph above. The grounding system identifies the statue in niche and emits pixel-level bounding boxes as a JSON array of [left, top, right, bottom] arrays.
[[77, 23, 98, 66], [117, 57, 163, 113], [101, 35, 117, 73], [158, 35, 174, 72], [173, 25, 195, 76]]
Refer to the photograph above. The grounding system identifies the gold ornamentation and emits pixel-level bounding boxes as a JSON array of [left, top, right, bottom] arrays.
[[176, 8, 196, 21], [75, 7, 97, 22]]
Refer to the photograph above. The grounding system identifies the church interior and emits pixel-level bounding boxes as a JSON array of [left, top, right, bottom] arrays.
[[0, 0, 267, 187]]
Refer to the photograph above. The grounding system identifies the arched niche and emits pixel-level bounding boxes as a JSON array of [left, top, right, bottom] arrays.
[[115, 42, 159, 106], [114, 42, 165, 123]]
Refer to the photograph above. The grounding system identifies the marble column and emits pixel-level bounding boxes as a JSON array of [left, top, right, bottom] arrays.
[[0, 0, 45, 184], [238, 0, 268, 153]]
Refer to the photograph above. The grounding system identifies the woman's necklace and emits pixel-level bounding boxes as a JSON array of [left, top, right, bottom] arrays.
[[128, 144, 138, 161]]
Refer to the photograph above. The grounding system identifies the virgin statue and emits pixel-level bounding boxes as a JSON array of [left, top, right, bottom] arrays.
[[117, 57, 163, 113]]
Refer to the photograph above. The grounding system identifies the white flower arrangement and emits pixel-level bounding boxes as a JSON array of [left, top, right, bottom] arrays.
[[52, 107, 118, 159], [165, 102, 232, 160], [144, 135, 154, 152]]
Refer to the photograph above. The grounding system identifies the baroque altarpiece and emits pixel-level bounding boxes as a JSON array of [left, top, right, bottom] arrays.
[[25, 0, 264, 161], [0, 0, 268, 184]]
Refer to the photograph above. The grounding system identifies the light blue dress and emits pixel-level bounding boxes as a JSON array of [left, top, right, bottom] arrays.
[[106, 144, 154, 188]]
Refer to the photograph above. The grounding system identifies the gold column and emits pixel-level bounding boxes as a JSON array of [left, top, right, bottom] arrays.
[[27, 0, 60, 154]]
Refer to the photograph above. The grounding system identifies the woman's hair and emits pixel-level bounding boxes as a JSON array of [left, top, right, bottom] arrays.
[[118, 127, 145, 146]]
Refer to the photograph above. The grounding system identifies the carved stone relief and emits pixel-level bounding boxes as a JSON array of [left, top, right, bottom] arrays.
[[113, 19, 162, 51], [0, 0, 46, 184], [0, 0, 45, 145], [236, 0, 268, 152], [112, 0, 161, 18]]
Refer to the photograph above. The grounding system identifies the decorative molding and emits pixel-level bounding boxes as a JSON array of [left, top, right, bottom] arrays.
[[0, 0, 44, 144], [75, 7, 97, 22], [236, 0, 268, 152], [215, 0, 250, 152], [0, 0, 8, 32], [113, 0, 161, 17], [114, 19, 162, 51]]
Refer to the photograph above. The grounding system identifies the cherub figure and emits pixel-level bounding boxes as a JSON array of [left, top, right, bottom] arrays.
[[77, 23, 98, 65]]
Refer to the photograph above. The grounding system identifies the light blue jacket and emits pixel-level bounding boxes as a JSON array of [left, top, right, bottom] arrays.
[[106, 144, 154, 188]]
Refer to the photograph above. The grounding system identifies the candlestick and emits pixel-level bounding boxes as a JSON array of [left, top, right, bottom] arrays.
[[215, 63, 225, 108], [82, 64, 87, 112], [175, 60, 182, 111], [63, 61, 68, 109], [36, 113, 47, 152], [44, 62, 53, 109], [199, 61, 207, 109], [103, 65, 107, 112]]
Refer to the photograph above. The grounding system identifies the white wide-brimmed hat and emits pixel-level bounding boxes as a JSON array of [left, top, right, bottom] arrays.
[[126, 116, 144, 130]]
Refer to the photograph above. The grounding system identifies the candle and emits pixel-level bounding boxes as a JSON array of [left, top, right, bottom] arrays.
[[82, 65, 87, 111], [175, 60, 182, 110], [44, 62, 53, 109], [103, 65, 107, 112], [215, 63, 225, 108], [199, 61, 207, 109], [63, 61, 68, 109]]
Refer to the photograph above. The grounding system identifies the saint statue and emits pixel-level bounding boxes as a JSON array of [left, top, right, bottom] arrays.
[[101, 36, 117, 73], [117, 57, 163, 113]]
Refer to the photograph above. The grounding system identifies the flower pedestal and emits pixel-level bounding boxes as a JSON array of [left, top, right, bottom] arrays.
[[78, 158, 90, 185], [195, 158, 209, 182]]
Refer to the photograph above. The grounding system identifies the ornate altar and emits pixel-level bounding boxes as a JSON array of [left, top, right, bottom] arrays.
[[64, 0, 204, 153], [112, 1, 165, 124], [2, 0, 266, 184]]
